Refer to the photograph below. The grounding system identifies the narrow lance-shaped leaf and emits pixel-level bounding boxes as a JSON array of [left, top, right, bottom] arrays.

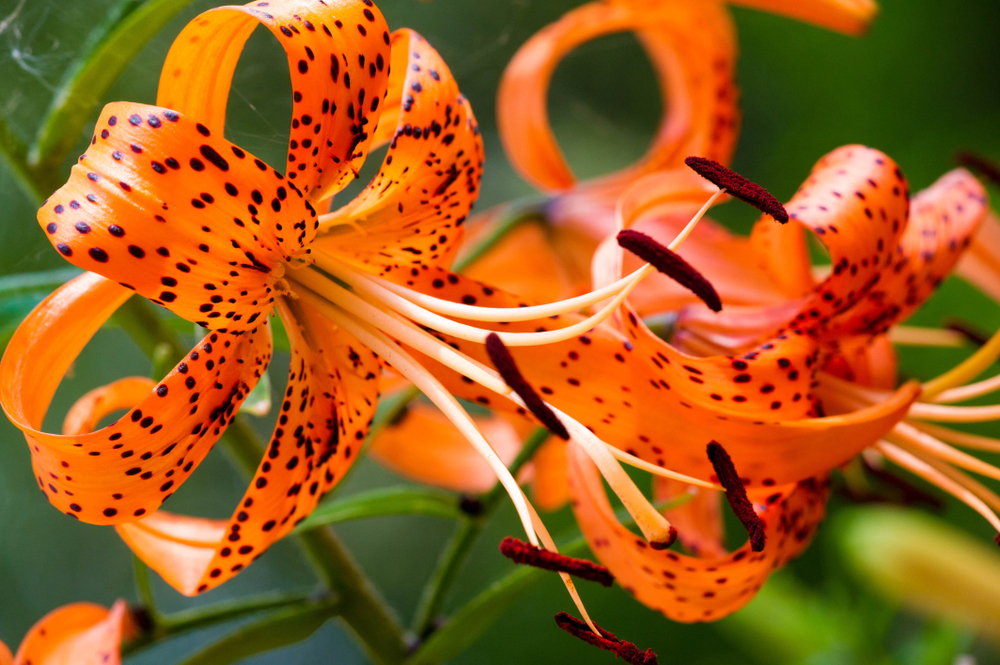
[[29, 0, 200, 172]]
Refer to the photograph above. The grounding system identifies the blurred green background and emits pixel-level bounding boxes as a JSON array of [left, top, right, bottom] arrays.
[[2, 0, 1000, 662]]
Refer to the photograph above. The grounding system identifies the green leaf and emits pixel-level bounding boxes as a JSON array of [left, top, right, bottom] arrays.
[[294, 487, 464, 533], [0, 268, 81, 349], [175, 598, 340, 665], [28, 0, 199, 172]]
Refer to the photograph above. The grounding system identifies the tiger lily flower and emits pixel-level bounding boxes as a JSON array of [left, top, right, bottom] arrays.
[[0, 0, 723, 613], [365, 0, 880, 503], [0, 601, 135, 665], [538, 144, 996, 622]]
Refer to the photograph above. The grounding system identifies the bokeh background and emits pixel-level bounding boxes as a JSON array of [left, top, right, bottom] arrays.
[[2, 0, 1000, 662]]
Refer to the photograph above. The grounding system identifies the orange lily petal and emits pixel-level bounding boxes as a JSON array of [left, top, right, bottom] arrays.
[[38, 102, 319, 333], [830, 167, 986, 335], [0, 272, 271, 525], [314, 29, 484, 274], [497, 0, 737, 192], [117, 297, 379, 595], [0, 642, 11, 665], [824, 333, 898, 390], [568, 442, 829, 622], [655, 478, 727, 558], [62, 377, 157, 436], [386, 267, 919, 487], [728, 0, 878, 36], [157, 0, 391, 200], [368, 402, 528, 494], [11, 600, 136, 665], [531, 436, 570, 512], [956, 209, 1000, 302], [777, 145, 911, 338]]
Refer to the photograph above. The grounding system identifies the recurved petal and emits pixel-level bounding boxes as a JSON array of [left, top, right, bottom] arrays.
[[828, 168, 986, 336], [38, 102, 319, 333], [531, 436, 570, 512], [121, 298, 379, 595], [0, 272, 272, 525], [314, 29, 484, 274], [728, 0, 878, 35], [655, 479, 727, 558], [568, 442, 828, 622], [11, 601, 135, 665], [778, 145, 911, 337], [497, 0, 737, 192], [157, 0, 391, 200], [956, 209, 1000, 302]]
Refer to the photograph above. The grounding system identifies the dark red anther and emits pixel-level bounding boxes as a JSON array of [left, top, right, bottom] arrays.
[[500, 536, 614, 586], [485, 332, 570, 440], [945, 319, 989, 347], [554, 613, 659, 665], [685, 156, 789, 224], [706, 441, 766, 552], [955, 151, 1000, 187], [995, 534, 1000, 548], [617, 230, 722, 312]]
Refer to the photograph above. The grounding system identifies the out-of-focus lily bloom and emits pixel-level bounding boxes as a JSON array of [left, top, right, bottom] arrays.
[[0, 600, 135, 665], [499, 0, 878, 196], [368, 0, 881, 503], [0, 1, 722, 623]]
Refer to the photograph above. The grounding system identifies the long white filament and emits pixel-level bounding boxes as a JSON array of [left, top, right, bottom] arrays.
[[296, 287, 542, 548], [878, 441, 1000, 533]]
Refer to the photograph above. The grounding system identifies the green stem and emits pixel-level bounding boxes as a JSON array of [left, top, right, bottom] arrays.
[[158, 590, 319, 636], [222, 416, 409, 665], [410, 427, 549, 639], [0, 116, 53, 204], [132, 557, 160, 620]]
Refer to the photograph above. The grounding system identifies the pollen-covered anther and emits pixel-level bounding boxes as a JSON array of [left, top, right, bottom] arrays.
[[500, 536, 614, 586], [616, 230, 722, 312], [995, 534, 1000, 548], [554, 612, 659, 665], [945, 319, 989, 347], [684, 156, 789, 224], [954, 150, 1000, 187], [706, 441, 766, 552], [485, 332, 570, 440]]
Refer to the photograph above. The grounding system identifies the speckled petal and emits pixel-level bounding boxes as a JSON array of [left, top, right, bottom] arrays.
[[11, 601, 135, 665], [828, 168, 986, 336], [38, 102, 318, 333], [956, 209, 1000, 302], [568, 442, 828, 622], [389, 268, 919, 488], [314, 29, 484, 274], [0, 272, 272, 525], [157, 0, 391, 200], [120, 298, 380, 595], [497, 0, 737, 192]]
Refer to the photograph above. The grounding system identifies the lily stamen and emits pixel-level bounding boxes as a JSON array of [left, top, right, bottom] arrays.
[[485, 332, 570, 440], [706, 441, 766, 552], [616, 229, 722, 312], [554, 612, 659, 665], [500, 536, 614, 587], [684, 156, 790, 223]]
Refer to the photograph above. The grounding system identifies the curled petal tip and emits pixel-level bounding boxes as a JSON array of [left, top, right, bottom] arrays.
[[684, 156, 789, 224]]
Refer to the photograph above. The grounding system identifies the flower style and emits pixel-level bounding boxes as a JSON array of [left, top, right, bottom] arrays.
[[366, 0, 883, 502], [0, 601, 135, 665], [0, 0, 727, 616]]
